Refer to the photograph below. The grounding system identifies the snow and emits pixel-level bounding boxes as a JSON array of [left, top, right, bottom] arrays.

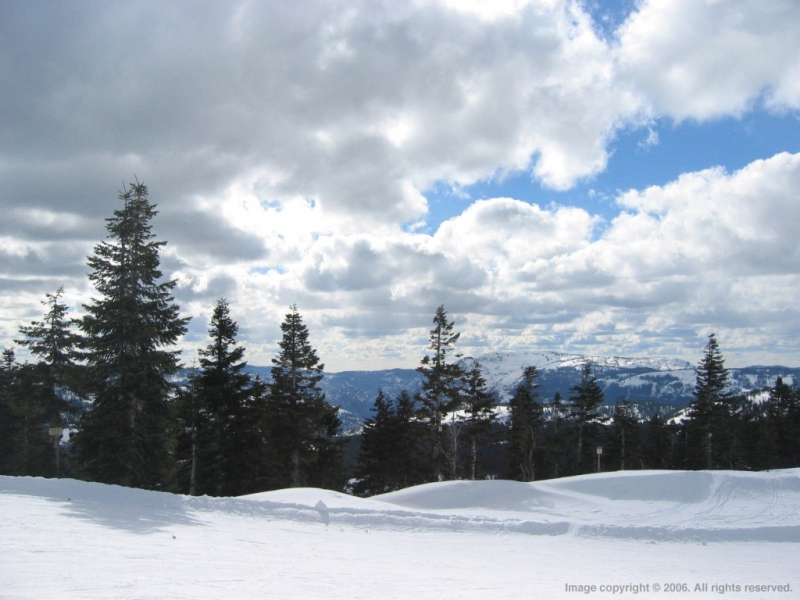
[[471, 350, 694, 378], [2, 470, 799, 599]]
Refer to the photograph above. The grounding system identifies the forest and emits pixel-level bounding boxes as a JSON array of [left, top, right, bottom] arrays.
[[2, 181, 800, 496]]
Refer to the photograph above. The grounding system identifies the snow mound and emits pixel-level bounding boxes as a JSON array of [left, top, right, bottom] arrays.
[[3, 469, 800, 543], [3, 470, 800, 599], [375, 479, 564, 511], [545, 470, 716, 503], [374, 469, 800, 542]]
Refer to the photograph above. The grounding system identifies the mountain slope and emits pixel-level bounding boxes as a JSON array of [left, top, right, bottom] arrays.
[[233, 352, 800, 427]]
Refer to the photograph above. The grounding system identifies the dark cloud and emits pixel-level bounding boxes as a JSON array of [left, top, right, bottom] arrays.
[[158, 207, 267, 263]]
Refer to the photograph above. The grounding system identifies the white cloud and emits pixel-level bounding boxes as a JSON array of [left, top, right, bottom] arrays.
[[2, 1, 800, 370], [616, 0, 800, 120], [5, 152, 800, 370], [209, 151, 800, 368], [613, 152, 800, 275]]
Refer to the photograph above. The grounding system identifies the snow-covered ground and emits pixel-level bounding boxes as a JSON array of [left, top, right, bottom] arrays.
[[2, 470, 799, 599]]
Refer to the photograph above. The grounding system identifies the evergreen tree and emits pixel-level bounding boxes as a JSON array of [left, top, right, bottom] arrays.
[[507, 365, 542, 481], [393, 389, 429, 488], [16, 286, 82, 426], [568, 362, 606, 472], [0, 349, 17, 473], [305, 397, 346, 491], [781, 381, 800, 467], [0, 349, 52, 476], [608, 400, 641, 471], [762, 377, 800, 468], [184, 298, 263, 496], [461, 361, 496, 480], [354, 389, 428, 496], [416, 305, 463, 481], [642, 413, 671, 469], [546, 391, 570, 478], [73, 180, 190, 489], [354, 389, 397, 496], [266, 305, 342, 489], [684, 334, 734, 469]]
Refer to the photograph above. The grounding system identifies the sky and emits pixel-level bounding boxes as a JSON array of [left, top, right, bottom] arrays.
[[2, 0, 800, 372]]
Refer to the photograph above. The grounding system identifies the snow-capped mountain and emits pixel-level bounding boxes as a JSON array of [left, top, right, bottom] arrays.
[[240, 352, 799, 429], [459, 350, 696, 403]]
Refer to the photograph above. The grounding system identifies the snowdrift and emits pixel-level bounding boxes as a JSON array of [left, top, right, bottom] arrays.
[[2, 470, 799, 599]]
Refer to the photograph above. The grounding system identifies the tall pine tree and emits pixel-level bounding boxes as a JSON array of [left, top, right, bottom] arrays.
[[684, 334, 733, 469], [74, 180, 189, 489], [183, 298, 263, 496], [416, 305, 463, 481], [265, 306, 342, 489]]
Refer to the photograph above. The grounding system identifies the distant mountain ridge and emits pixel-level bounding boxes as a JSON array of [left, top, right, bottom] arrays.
[[239, 351, 800, 431]]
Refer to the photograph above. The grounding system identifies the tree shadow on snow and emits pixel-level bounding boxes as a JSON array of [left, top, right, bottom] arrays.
[[0, 476, 206, 534]]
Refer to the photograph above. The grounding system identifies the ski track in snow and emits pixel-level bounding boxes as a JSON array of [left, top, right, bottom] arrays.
[[2, 470, 799, 599]]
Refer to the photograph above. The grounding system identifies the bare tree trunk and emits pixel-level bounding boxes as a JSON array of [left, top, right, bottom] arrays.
[[471, 437, 477, 480], [189, 422, 198, 496], [449, 414, 460, 480], [291, 448, 301, 487], [527, 425, 536, 482]]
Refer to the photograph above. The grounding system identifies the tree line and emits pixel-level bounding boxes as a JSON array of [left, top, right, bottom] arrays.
[[2, 181, 799, 496], [353, 327, 800, 495]]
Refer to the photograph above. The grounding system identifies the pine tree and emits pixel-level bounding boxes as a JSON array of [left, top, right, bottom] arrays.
[[73, 180, 190, 489], [354, 389, 396, 496], [416, 305, 463, 481], [461, 361, 495, 480], [0, 349, 17, 473], [785, 383, 800, 468], [266, 305, 342, 489], [684, 334, 733, 469], [546, 391, 570, 478], [762, 376, 799, 468], [16, 286, 82, 427], [354, 389, 428, 496], [184, 298, 263, 496], [507, 365, 542, 481], [642, 413, 671, 469], [393, 389, 429, 488], [0, 349, 52, 476], [568, 362, 606, 472], [609, 400, 641, 471]]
